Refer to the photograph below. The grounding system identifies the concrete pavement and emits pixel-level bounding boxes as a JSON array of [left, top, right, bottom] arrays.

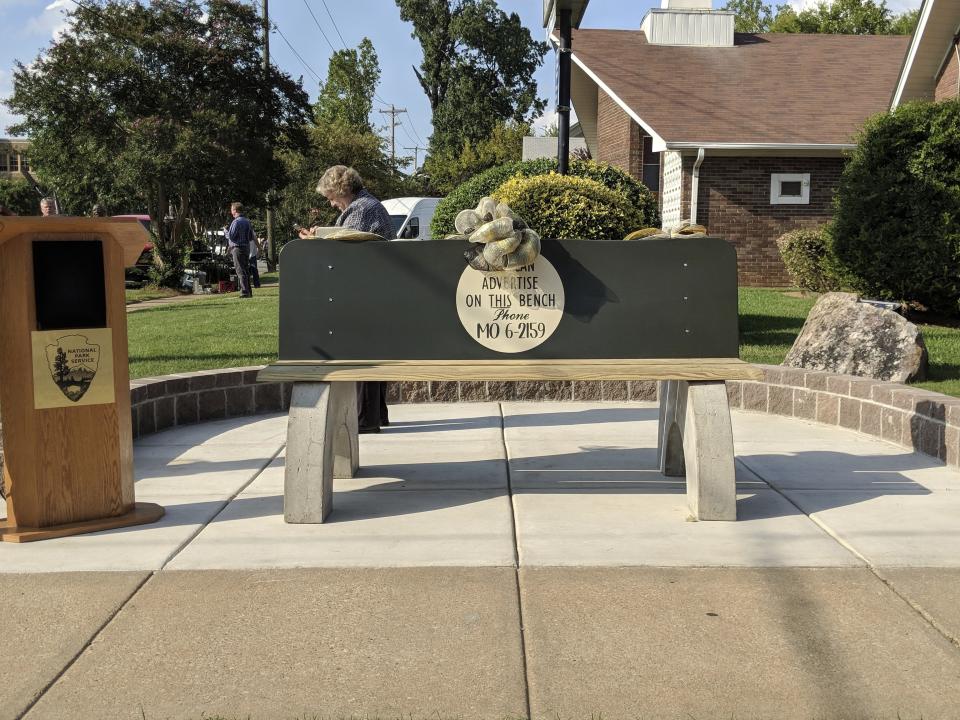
[[3, 401, 960, 719]]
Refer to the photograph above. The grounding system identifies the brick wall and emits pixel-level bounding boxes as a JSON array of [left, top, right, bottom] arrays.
[[593, 90, 844, 287], [680, 155, 844, 287], [596, 92, 642, 178], [935, 41, 960, 101]]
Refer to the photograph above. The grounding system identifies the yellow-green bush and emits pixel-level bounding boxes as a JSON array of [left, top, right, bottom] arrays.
[[492, 173, 645, 240], [776, 226, 841, 293]]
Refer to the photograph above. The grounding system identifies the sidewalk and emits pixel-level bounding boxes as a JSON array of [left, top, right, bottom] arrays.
[[126, 282, 278, 312], [3, 402, 960, 719]]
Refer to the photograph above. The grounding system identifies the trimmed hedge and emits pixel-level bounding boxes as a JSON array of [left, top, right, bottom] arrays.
[[431, 158, 659, 237], [493, 173, 646, 240], [831, 99, 960, 313], [776, 226, 841, 293]]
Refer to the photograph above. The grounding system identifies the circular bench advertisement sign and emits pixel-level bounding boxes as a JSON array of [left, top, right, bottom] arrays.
[[456, 256, 565, 353]]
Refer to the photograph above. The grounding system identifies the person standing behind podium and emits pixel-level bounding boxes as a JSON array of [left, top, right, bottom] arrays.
[[39, 197, 57, 216], [317, 165, 395, 432], [226, 201, 254, 298]]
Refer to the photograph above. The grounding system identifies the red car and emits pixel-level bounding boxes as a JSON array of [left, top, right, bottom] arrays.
[[112, 214, 154, 264]]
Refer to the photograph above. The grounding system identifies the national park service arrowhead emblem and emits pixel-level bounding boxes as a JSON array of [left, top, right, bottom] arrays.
[[45, 334, 101, 402]]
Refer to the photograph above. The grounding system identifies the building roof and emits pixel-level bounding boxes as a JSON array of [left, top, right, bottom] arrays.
[[571, 28, 910, 148], [891, 0, 960, 107]]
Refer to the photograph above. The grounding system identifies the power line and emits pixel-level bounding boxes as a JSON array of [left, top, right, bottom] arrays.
[[301, 0, 428, 148], [319, 0, 349, 49], [301, 0, 338, 55], [272, 22, 323, 84]]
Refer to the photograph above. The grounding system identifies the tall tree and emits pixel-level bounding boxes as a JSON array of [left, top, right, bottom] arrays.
[[7, 0, 310, 285], [722, 0, 920, 34], [424, 120, 528, 194], [314, 38, 381, 133], [721, 0, 774, 32], [767, 0, 917, 34], [396, 0, 548, 157]]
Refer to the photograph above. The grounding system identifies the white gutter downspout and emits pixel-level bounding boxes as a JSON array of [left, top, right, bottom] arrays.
[[690, 148, 705, 225]]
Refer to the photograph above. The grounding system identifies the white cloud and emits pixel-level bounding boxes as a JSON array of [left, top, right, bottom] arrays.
[[25, 0, 71, 41], [531, 106, 579, 135]]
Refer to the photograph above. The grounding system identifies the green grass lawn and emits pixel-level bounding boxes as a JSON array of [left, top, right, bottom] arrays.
[[126, 284, 960, 397], [738, 288, 960, 397], [128, 287, 279, 378]]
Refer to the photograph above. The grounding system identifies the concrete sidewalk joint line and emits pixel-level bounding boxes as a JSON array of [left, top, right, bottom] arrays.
[[737, 456, 871, 565], [158, 444, 286, 572], [873, 570, 960, 653], [739, 456, 960, 656], [12, 573, 154, 720], [498, 401, 533, 720]]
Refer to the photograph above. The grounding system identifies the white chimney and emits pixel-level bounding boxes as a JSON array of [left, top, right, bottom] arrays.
[[641, 0, 735, 47], [661, 0, 712, 9]]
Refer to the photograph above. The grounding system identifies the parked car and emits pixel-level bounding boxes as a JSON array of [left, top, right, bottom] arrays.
[[381, 197, 442, 240]]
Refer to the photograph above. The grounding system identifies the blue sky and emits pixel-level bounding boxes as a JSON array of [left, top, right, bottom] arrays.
[[0, 0, 922, 156]]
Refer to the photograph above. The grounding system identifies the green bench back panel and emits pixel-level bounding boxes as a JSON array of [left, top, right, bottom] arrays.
[[278, 236, 740, 360]]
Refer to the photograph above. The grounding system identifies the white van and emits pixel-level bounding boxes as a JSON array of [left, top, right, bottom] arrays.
[[382, 197, 442, 240]]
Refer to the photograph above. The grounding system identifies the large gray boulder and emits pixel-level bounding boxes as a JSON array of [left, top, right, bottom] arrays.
[[784, 292, 928, 382]]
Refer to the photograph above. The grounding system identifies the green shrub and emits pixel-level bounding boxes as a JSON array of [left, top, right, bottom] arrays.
[[830, 99, 960, 313], [775, 226, 841, 293], [493, 173, 645, 240], [431, 158, 659, 237]]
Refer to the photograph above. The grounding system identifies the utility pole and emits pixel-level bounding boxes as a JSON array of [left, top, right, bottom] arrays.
[[379, 105, 408, 167], [403, 145, 424, 170], [262, 0, 276, 270]]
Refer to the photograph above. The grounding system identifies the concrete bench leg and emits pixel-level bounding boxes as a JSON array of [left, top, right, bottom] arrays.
[[284, 381, 359, 523], [657, 380, 736, 521]]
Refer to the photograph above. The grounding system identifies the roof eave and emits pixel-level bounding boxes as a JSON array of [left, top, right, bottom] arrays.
[[569, 51, 667, 150], [665, 142, 855, 151], [891, 0, 935, 108]]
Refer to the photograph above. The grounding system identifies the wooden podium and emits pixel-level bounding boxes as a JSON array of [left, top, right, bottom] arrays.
[[0, 217, 164, 542]]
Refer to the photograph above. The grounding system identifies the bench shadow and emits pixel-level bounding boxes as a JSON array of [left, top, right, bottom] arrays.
[[119, 443, 945, 528], [383, 417, 501, 433], [110, 406, 953, 529]]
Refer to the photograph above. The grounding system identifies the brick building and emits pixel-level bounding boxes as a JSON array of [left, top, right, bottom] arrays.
[[563, 1, 909, 286], [0, 138, 30, 181], [891, 0, 960, 107]]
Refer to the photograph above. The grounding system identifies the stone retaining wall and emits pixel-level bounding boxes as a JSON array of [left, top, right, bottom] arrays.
[[3, 365, 960, 478], [727, 365, 960, 467]]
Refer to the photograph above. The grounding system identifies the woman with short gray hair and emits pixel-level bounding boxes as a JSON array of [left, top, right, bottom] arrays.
[[314, 165, 394, 432], [315, 165, 395, 240]]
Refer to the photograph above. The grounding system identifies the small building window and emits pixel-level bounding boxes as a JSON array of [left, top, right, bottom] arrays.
[[641, 133, 660, 192], [770, 173, 810, 205], [0, 154, 10, 172]]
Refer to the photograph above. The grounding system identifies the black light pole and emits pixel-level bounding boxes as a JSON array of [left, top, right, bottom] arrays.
[[263, 0, 276, 270], [557, 7, 572, 175]]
